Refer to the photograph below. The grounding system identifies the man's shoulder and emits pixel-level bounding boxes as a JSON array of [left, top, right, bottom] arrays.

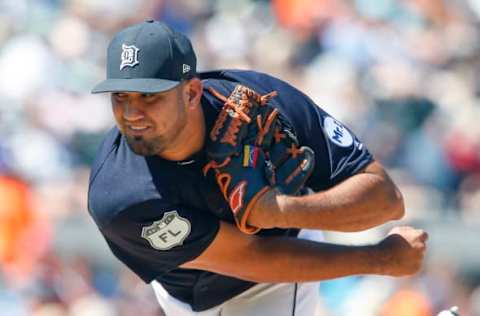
[[199, 69, 276, 81], [87, 128, 166, 228], [199, 69, 318, 111], [199, 69, 288, 92]]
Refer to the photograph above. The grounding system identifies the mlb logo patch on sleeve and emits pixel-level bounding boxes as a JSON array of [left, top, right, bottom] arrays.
[[141, 211, 191, 250], [324, 116, 353, 147]]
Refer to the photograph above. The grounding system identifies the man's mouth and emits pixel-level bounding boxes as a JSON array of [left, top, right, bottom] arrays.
[[126, 124, 151, 134]]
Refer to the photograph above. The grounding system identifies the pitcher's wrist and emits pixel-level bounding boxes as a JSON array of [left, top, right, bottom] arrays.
[[247, 188, 285, 229]]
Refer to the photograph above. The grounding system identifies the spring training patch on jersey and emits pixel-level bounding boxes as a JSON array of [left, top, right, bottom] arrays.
[[324, 116, 353, 148], [141, 211, 191, 251], [120, 44, 140, 70]]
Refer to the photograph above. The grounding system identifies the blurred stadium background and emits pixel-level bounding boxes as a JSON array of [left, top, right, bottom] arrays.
[[1, 0, 480, 315]]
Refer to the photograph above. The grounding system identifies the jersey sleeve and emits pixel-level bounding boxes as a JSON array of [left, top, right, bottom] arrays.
[[100, 199, 220, 283], [314, 111, 373, 186]]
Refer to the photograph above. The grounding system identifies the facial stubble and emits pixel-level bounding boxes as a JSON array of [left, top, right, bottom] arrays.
[[125, 93, 188, 156]]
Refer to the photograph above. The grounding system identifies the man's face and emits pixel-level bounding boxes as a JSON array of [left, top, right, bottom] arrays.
[[111, 84, 188, 156]]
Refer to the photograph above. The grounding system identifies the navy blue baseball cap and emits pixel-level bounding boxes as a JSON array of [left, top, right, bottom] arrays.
[[92, 20, 196, 94]]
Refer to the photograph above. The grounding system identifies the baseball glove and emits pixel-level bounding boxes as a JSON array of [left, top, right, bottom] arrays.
[[203, 85, 315, 234]]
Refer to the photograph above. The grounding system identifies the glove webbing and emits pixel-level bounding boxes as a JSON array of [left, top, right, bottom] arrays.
[[208, 87, 278, 147]]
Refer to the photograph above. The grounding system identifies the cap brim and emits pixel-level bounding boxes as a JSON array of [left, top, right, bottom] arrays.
[[91, 78, 180, 94]]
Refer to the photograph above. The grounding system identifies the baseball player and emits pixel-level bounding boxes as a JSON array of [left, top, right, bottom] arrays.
[[88, 20, 428, 315]]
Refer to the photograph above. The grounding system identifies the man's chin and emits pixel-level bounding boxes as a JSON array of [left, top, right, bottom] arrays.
[[126, 137, 160, 156], [129, 146, 155, 156]]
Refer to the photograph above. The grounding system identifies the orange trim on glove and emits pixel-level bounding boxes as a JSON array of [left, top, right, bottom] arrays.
[[235, 186, 271, 235]]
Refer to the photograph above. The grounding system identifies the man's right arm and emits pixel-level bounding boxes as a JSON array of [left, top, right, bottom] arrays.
[[181, 222, 428, 283]]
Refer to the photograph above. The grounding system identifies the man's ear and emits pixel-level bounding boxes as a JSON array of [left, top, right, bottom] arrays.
[[185, 78, 203, 108]]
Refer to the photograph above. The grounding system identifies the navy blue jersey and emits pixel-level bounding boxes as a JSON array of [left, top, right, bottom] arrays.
[[88, 70, 373, 311]]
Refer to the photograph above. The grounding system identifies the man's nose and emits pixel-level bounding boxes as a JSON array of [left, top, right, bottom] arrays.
[[123, 101, 144, 121]]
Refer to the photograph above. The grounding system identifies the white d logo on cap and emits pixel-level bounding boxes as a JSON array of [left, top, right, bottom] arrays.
[[120, 44, 140, 70]]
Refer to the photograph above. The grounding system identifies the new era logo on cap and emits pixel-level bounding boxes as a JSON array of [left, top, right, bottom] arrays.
[[183, 64, 191, 74]]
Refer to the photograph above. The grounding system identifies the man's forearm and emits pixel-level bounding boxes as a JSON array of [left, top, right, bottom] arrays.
[[187, 234, 389, 283], [280, 171, 404, 231], [239, 237, 388, 283], [250, 161, 405, 231], [182, 222, 426, 284]]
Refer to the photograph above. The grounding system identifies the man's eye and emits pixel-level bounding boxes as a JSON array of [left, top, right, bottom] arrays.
[[142, 93, 159, 101], [113, 93, 127, 99]]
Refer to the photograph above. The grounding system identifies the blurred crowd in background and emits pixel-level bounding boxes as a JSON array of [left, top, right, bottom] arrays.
[[0, 0, 479, 315]]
